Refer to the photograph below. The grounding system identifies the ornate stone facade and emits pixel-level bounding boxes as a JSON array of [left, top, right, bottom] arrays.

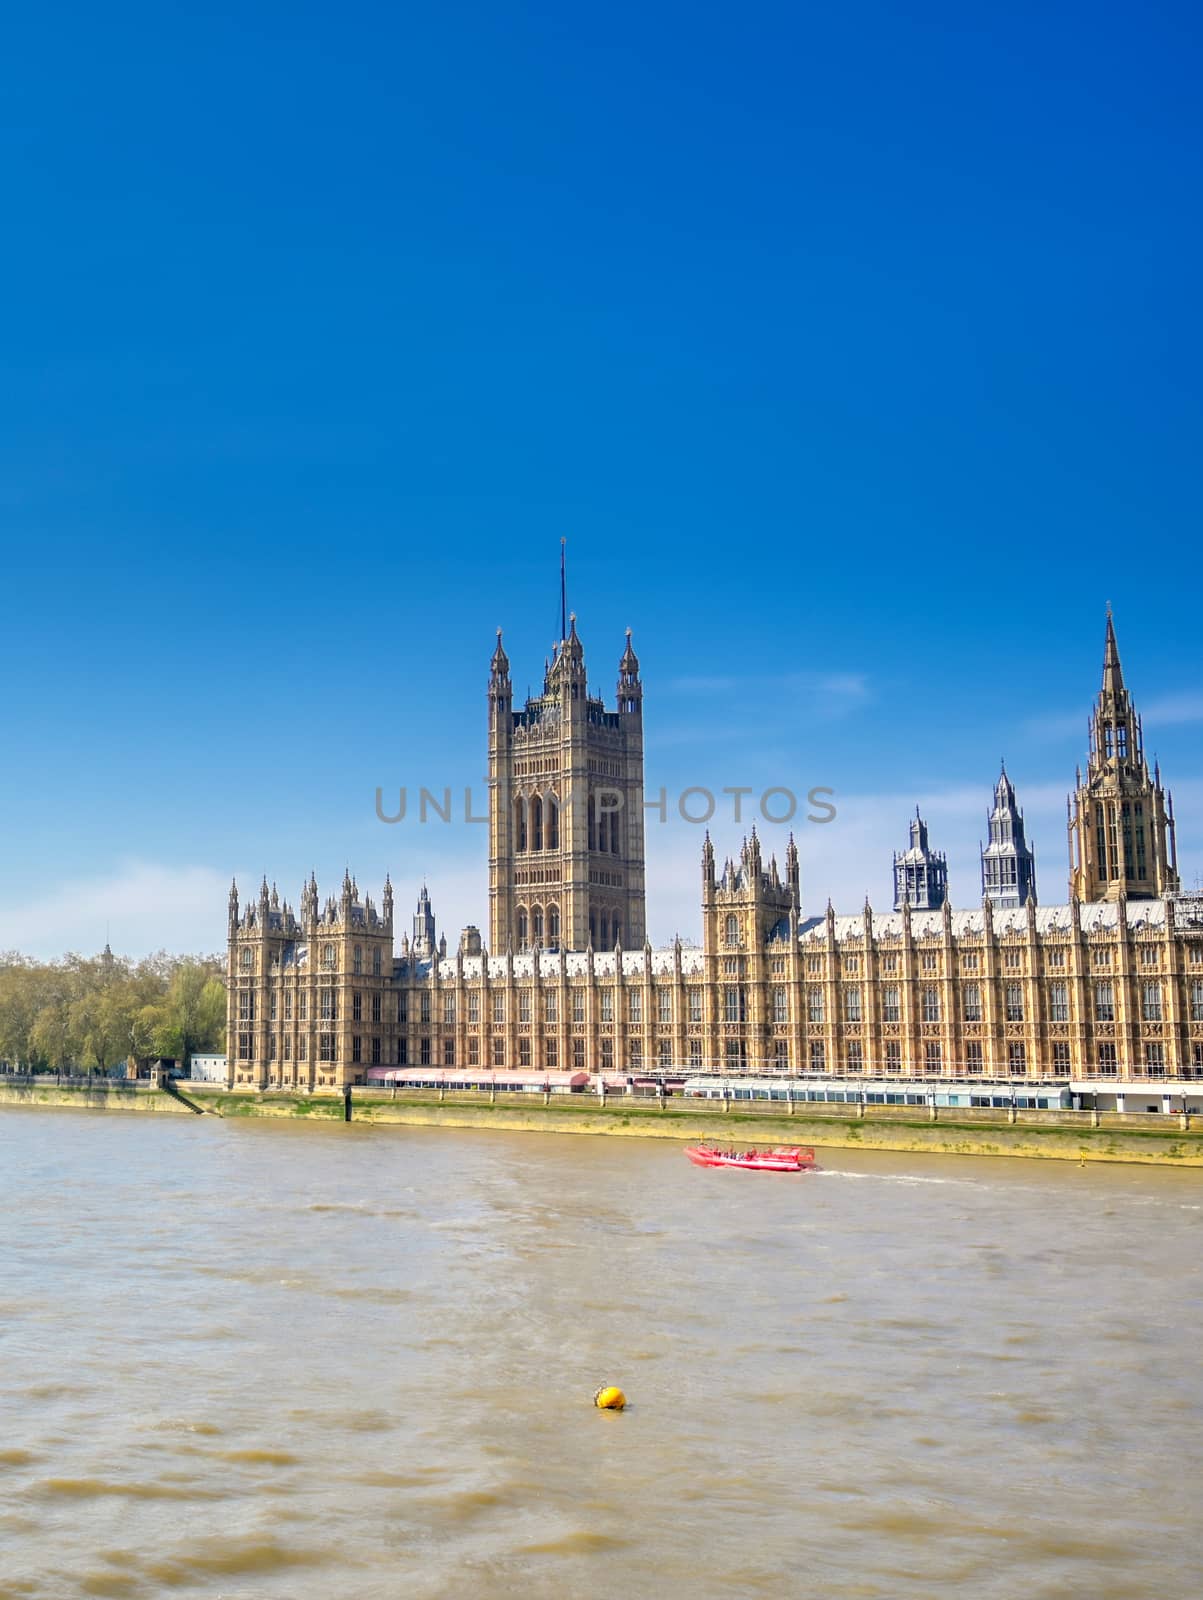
[[981, 765, 1037, 909], [487, 617, 645, 955], [894, 810, 948, 911], [1068, 611, 1178, 901], [226, 610, 1200, 1088]]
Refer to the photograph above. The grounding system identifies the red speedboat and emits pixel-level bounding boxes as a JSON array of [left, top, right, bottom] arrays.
[[684, 1144, 817, 1172]]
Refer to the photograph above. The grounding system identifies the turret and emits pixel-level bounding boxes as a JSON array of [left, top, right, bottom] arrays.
[[412, 883, 438, 959], [1068, 609, 1178, 901], [981, 761, 1037, 909], [489, 628, 512, 733], [618, 628, 642, 717], [300, 871, 318, 927], [702, 831, 716, 898], [893, 809, 948, 911], [549, 613, 586, 691]]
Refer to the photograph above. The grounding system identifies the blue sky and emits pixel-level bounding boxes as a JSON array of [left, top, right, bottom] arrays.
[[1, 0, 1200, 956]]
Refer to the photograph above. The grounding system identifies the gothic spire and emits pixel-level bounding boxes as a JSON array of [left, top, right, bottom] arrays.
[[982, 763, 1037, 908], [1069, 610, 1178, 902], [894, 809, 947, 911], [490, 628, 510, 680], [619, 627, 639, 675], [1102, 606, 1125, 699]]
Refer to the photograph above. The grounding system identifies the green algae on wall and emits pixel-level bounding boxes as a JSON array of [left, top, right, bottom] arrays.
[[4, 1082, 1203, 1166]]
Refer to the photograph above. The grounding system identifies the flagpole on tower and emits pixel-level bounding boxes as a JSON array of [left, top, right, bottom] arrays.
[[560, 537, 567, 645]]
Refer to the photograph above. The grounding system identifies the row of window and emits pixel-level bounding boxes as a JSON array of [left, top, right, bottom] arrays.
[[516, 906, 562, 947], [803, 978, 1197, 1026], [797, 943, 1186, 974], [240, 942, 386, 975], [511, 793, 629, 858], [238, 1032, 1203, 1075], [514, 795, 560, 853], [238, 1031, 339, 1063], [238, 938, 1200, 980], [240, 976, 1203, 1031], [804, 1040, 1060, 1072]]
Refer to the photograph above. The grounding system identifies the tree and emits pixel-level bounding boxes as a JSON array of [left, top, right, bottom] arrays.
[[0, 949, 228, 1075]]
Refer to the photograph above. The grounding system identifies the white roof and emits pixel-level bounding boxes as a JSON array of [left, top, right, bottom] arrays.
[[394, 898, 1174, 982], [427, 946, 706, 982], [798, 899, 1168, 944]]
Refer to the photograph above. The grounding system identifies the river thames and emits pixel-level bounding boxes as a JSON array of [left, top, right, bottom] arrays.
[[1, 1111, 1200, 1599]]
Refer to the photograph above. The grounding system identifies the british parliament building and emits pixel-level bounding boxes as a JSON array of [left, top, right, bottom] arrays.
[[227, 609, 1202, 1092]]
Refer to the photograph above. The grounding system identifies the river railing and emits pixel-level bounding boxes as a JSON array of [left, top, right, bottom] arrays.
[[1, 1073, 1197, 1131]]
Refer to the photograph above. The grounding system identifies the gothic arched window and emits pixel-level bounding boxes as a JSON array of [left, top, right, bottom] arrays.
[[532, 906, 544, 944], [532, 797, 543, 852], [724, 914, 739, 947], [548, 905, 560, 945], [515, 796, 527, 853], [547, 797, 559, 850], [517, 908, 529, 949]]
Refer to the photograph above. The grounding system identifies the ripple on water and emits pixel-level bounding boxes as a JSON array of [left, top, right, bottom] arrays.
[[79, 1572, 142, 1598], [5, 1116, 1203, 1600], [23, 1383, 89, 1401], [341, 1408, 396, 1432], [33, 1478, 229, 1502], [329, 1285, 411, 1304], [418, 1488, 509, 1522], [352, 1467, 448, 1488], [138, 1535, 336, 1585], [147, 1419, 222, 1437], [514, 1531, 633, 1555], [218, 1448, 301, 1466]]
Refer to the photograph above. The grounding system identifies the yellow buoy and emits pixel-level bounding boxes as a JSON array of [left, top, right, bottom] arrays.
[[593, 1385, 626, 1411]]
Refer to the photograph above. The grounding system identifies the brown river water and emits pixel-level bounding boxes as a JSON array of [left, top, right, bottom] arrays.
[[1, 1111, 1201, 1600]]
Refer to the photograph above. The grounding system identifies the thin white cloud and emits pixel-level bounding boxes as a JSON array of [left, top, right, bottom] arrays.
[[667, 675, 739, 694], [6, 774, 1200, 961], [645, 777, 1203, 939], [1026, 693, 1203, 742], [0, 862, 230, 961], [665, 669, 870, 719], [1023, 710, 1090, 742], [1142, 695, 1203, 728]]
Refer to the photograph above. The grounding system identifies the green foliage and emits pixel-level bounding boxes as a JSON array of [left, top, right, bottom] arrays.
[[0, 950, 226, 1073]]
